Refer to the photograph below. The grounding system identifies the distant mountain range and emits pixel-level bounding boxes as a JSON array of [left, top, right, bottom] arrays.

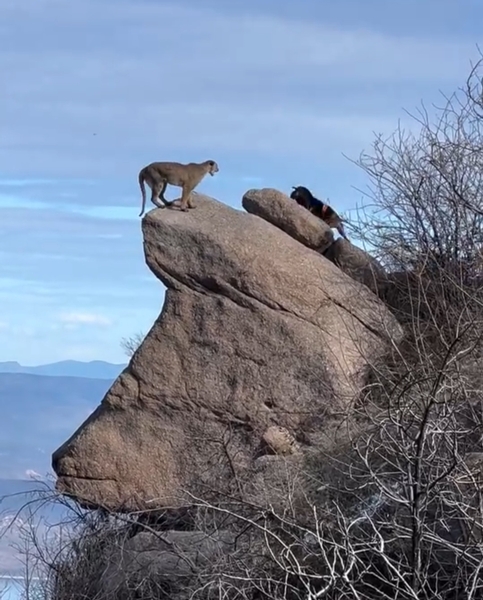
[[0, 360, 126, 479], [0, 359, 126, 379], [0, 372, 116, 480], [0, 360, 126, 576]]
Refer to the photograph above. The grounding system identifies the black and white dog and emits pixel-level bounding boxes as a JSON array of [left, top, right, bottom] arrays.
[[290, 185, 348, 240]]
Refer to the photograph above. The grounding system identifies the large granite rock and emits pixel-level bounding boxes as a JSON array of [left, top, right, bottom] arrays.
[[242, 187, 334, 252], [323, 238, 388, 296], [52, 194, 402, 512]]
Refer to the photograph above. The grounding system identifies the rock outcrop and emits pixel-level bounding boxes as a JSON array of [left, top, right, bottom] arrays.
[[242, 187, 334, 252], [243, 188, 388, 296], [52, 190, 403, 513], [322, 238, 388, 296]]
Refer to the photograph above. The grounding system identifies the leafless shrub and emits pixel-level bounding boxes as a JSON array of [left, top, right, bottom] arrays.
[[120, 331, 145, 358], [347, 51, 483, 360]]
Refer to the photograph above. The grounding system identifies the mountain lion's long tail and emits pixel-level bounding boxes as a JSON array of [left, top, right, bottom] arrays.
[[138, 168, 147, 217]]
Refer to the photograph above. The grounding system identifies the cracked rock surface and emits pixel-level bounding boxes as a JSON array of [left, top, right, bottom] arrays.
[[52, 193, 402, 512]]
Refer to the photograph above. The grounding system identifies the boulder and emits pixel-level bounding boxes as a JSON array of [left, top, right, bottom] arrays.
[[323, 238, 388, 296], [242, 187, 334, 252], [261, 425, 300, 455], [52, 194, 403, 512]]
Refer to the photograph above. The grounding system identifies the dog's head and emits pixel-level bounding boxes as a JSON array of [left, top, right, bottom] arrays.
[[290, 185, 313, 205]]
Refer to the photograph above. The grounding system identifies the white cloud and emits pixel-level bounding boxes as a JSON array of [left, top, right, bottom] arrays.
[[59, 312, 112, 327], [25, 469, 43, 480]]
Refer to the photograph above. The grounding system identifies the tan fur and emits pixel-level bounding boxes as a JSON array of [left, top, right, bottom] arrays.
[[138, 160, 219, 216]]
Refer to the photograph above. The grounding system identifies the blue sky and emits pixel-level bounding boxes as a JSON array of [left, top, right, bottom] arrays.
[[0, 0, 480, 365]]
